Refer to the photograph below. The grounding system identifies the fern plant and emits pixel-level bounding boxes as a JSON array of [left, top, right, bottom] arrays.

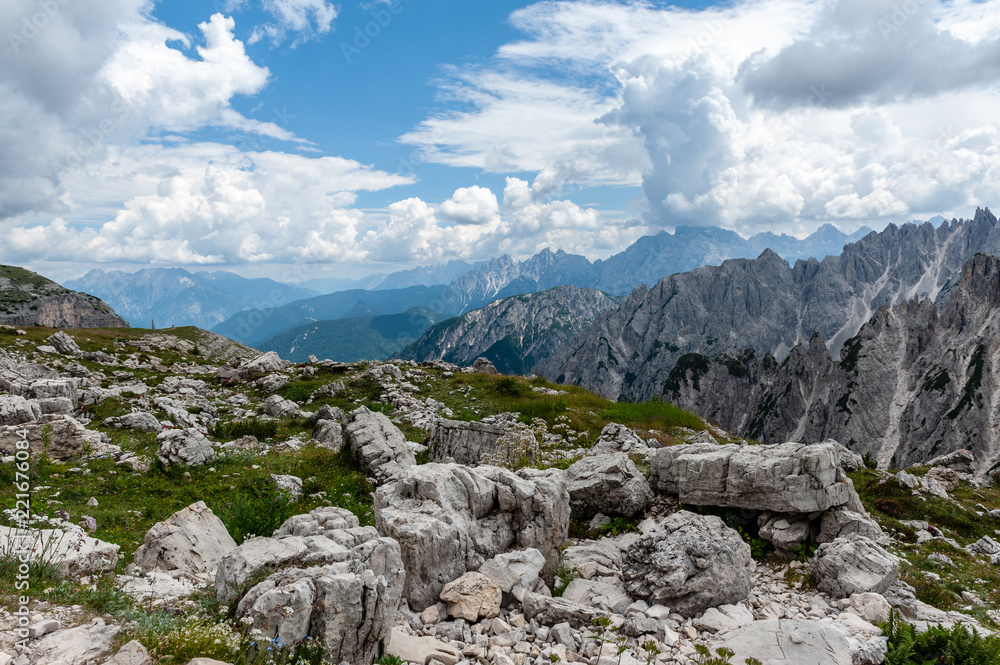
[[883, 609, 1000, 664]]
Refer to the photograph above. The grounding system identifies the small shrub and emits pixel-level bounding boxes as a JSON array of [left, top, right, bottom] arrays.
[[873, 497, 904, 518], [218, 485, 297, 544], [139, 615, 240, 663], [210, 418, 279, 441], [376, 655, 404, 665], [689, 644, 762, 665], [493, 376, 527, 397], [736, 525, 773, 562], [862, 452, 878, 469], [552, 563, 578, 597], [279, 383, 315, 404], [793, 542, 818, 562], [600, 517, 639, 537]]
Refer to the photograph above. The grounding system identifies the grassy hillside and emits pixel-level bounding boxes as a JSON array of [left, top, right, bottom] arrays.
[[211, 284, 451, 347], [259, 307, 444, 362]]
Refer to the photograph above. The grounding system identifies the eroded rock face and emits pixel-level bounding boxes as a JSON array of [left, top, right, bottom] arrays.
[[622, 511, 754, 617], [133, 502, 236, 584], [25, 617, 120, 665], [428, 419, 504, 465], [312, 419, 344, 452], [344, 406, 416, 481], [0, 394, 40, 426], [566, 453, 652, 518], [440, 572, 502, 621], [0, 414, 110, 460], [817, 507, 886, 545], [264, 394, 300, 418], [0, 524, 119, 577], [757, 513, 812, 552], [650, 440, 853, 513], [156, 428, 215, 468], [810, 536, 899, 598], [589, 423, 652, 457], [375, 463, 570, 610], [216, 507, 404, 665], [715, 619, 855, 665], [47, 331, 81, 355], [473, 358, 498, 374], [103, 411, 161, 433]]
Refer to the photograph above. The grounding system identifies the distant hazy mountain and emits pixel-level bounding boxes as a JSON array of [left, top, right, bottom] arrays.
[[66, 268, 318, 330], [586, 224, 874, 295], [399, 285, 621, 375], [439, 249, 596, 314], [298, 260, 476, 294], [260, 307, 444, 363], [212, 285, 452, 348], [433, 223, 875, 311]]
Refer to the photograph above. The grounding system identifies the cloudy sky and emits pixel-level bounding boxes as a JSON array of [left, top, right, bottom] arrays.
[[2, 0, 1000, 282]]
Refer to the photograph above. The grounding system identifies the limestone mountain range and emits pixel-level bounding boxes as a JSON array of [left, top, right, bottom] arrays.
[[662, 252, 1000, 478], [538, 208, 1000, 402]]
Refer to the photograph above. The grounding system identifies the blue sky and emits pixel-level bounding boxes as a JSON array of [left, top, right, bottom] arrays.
[[2, 0, 1000, 282]]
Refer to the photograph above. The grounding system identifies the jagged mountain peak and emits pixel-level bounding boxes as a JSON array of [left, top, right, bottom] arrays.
[[539, 210, 1000, 402], [661, 251, 1000, 476]]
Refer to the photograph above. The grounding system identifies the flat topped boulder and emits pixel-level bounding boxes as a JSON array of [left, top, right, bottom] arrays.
[[650, 440, 853, 513]]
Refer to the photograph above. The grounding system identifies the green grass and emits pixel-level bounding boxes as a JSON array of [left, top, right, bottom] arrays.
[[0, 446, 374, 567], [599, 399, 706, 432], [209, 418, 279, 441]]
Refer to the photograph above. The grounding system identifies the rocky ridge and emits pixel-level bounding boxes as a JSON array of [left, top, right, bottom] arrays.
[[539, 208, 1000, 402], [663, 253, 1000, 477], [0, 265, 128, 329], [399, 285, 621, 374]]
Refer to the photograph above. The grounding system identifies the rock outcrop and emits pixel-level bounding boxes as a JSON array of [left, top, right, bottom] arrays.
[[622, 511, 755, 616], [216, 507, 404, 665], [344, 406, 416, 481], [427, 418, 504, 465], [133, 502, 236, 584], [566, 453, 652, 518], [650, 440, 853, 513], [0, 523, 119, 577], [810, 537, 900, 598], [0, 414, 110, 460], [156, 428, 215, 468], [374, 463, 570, 610]]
